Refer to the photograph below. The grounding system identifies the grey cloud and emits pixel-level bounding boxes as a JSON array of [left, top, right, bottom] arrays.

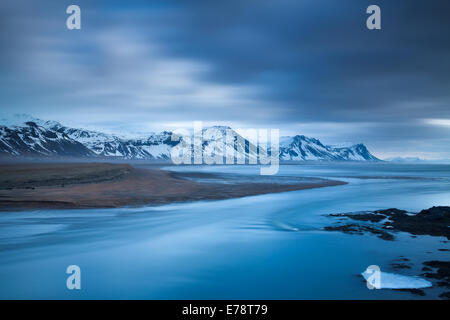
[[0, 0, 449, 158]]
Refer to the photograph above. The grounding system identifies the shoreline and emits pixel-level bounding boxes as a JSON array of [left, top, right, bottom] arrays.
[[0, 163, 346, 210]]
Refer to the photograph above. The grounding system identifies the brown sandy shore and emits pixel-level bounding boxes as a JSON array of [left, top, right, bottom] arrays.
[[0, 163, 346, 210]]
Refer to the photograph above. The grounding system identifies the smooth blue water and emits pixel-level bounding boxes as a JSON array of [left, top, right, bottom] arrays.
[[0, 163, 449, 299]]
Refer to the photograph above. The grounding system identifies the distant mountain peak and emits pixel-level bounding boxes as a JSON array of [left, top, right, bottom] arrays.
[[278, 134, 379, 161]]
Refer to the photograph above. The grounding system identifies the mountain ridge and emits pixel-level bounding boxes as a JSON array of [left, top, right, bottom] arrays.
[[0, 115, 380, 161]]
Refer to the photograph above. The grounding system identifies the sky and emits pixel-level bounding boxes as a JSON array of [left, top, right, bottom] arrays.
[[0, 0, 449, 159]]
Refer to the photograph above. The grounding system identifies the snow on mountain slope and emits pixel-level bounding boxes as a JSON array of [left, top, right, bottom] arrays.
[[0, 115, 380, 161], [278, 135, 379, 161], [201, 126, 259, 163], [51, 124, 177, 160], [0, 121, 93, 157]]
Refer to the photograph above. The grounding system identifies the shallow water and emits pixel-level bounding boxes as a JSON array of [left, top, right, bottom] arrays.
[[0, 163, 449, 299]]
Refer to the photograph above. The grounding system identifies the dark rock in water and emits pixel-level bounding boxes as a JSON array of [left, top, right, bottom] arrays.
[[439, 291, 450, 300], [325, 206, 450, 240], [391, 257, 412, 270], [417, 206, 450, 220], [324, 224, 363, 235], [324, 223, 394, 240], [325, 208, 450, 299], [393, 288, 426, 296], [329, 212, 386, 223], [422, 261, 450, 286], [363, 226, 395, 241], [374, 208, 408, 217], [391, 263, 412, 270], [421, 260, 450, 298], [388, 206, 450, 239]]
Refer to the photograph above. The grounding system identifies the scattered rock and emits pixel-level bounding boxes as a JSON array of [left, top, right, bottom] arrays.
[[391, 257, 412, 270], [325, 206, 450, 240], [439, 292, 450, 300], [324, 224, 394, 240], [421, 261, 450, 294], [329, 212, 386, 223], [324, 207, 450, 299], [393, 288, 426, 296], [363, 226, 395, 241], [324, 224, 363, 235], [391, 263, 412, 270], [422, 261, 450, 283], [387, 206, 450, 239]]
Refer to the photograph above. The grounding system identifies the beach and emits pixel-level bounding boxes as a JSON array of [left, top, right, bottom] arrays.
[[0, 162, 346, 210]]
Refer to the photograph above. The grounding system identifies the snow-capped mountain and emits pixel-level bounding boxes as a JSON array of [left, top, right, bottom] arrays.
[[0, 121, 93, 157], [200, 126, 259, 162], [47, 121, 260, 161], [0, 115, 380, 161], [278, 135, 379, 161], [49, 123, 176, 160]]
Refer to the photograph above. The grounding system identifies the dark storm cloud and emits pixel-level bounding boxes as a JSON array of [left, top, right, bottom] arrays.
[[154, 0, 450, 122], [0, 0, 449, 158]]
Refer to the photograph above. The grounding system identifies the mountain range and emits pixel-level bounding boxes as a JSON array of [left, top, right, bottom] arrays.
[[0, 115, 380, 161]]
